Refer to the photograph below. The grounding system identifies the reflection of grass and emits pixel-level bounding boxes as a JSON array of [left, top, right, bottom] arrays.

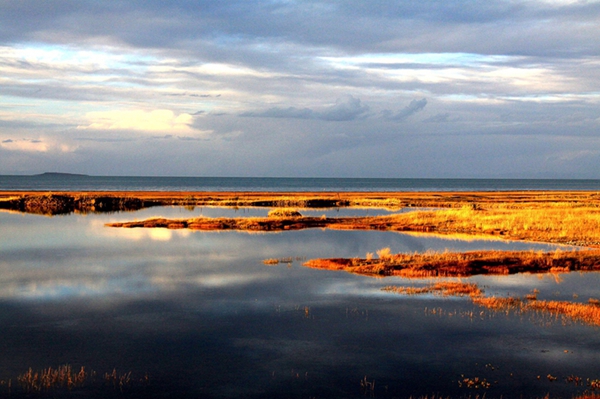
[[383, 281, 482, 297]]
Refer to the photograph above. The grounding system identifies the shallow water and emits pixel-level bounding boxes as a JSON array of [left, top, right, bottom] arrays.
[[1, 208, 599, 398]]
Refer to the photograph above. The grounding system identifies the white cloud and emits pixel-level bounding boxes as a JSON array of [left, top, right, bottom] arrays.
[[79, 109, 194, 133], [0, 138, 48, 152], [0, 137, 78, 153]]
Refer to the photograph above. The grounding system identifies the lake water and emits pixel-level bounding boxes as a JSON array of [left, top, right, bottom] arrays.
[[1, 207, 600, 398], [2, 175, 600, 192]]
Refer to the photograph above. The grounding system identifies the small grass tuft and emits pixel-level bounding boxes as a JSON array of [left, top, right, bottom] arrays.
[[267, 208, 303, 218]]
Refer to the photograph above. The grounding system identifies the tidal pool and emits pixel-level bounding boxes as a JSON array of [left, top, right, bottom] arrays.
[[0, 208, 599, 398]]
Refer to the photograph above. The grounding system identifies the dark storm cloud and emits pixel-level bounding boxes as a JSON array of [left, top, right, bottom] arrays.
[[2, 0, 600, 61], [240, 96, 370, 122], [382, 98, 427, 121]]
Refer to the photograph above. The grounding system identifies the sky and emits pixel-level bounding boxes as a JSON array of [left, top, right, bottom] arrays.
[[0, 0, 599, 178]]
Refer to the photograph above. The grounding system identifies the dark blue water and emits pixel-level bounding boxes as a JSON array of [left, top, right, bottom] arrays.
[[2, 174, 600, 191], [1, 209, 598, 399]]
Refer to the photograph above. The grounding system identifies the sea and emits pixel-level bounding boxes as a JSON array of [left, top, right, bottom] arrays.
[[1, 174, 600, 191]]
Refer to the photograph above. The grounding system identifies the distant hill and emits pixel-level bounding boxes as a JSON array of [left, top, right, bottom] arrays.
[[35, 172, 89, 177]]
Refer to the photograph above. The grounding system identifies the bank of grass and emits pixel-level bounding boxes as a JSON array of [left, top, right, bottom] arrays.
[[4, 190, 600, 215], [107, 202, 600, 247], [106, 198, 600, 277], [267, 208, 303, 218], [304, 248, 600, 277]]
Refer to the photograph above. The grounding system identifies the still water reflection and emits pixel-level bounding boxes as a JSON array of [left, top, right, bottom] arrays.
[[1, 208, 599, 398]]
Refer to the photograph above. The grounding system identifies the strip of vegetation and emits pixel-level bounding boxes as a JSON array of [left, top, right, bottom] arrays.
[[3, 190, 600, 215], [106, 201, 600, 247], [0, 194, 154, 215], [304, 248, 600, 277], [383, 282, 600, 327]]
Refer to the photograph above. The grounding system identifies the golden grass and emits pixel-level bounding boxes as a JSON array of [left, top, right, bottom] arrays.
[[107, 200, 600, 248], [385, 205, 600, 247], [267, 208, 303, 218]]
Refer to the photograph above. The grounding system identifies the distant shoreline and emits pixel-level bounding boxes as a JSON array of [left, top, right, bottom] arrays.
[[2, 175, 600, 192], [34, 172, 89, 177]]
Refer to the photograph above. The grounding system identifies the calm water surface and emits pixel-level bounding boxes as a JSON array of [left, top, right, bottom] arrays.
[[1, 207, 599, 398], [2, 175, 600, 191]]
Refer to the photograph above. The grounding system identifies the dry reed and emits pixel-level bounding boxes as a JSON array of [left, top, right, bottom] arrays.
[[385, 282, 600, 327]]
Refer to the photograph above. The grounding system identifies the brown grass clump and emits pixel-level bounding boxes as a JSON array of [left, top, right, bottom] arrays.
[[263, 258, 280, 265], [268, 208, 303, 218], [109, 214, 372, 232]]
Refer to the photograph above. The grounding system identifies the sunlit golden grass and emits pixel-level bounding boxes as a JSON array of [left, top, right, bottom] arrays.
[[6, 189, 600, 220], [267, 208, 302, 218], [108, 201, 600, 247], [386, 205, 600, 246], [305, 249, 600, 277]]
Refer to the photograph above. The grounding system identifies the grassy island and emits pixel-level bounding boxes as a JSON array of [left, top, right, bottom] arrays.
[[4, 190, 600, 277]]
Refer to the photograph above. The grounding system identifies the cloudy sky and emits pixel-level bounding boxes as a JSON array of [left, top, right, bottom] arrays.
[[1, 0, 599, 178]]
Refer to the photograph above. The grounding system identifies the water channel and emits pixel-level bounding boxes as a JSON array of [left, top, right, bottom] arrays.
[[1, 207, 599, 398]]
